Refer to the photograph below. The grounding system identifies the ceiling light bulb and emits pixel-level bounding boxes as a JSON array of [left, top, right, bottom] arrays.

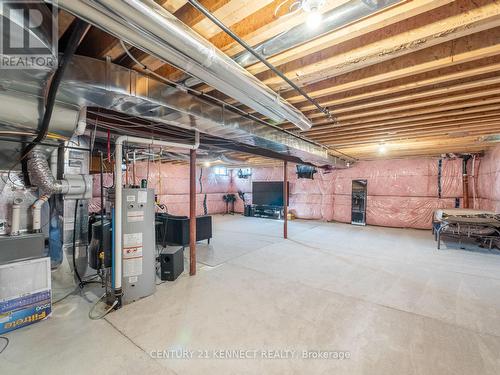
[[203, 161, 211, 167], [306, 9, 322, 29], [378, 144, 387, 154]]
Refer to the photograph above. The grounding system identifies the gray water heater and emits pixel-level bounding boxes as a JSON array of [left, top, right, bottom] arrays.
[[120, 188, 156, 304]]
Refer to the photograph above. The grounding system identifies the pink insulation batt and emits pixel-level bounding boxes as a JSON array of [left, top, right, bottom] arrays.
[[91, 147, 500, 230], [91, 162, 232, 217], [474, 144, 500, 212]]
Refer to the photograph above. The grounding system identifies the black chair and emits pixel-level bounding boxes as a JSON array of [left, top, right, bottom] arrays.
[[156, 213, 212, 247]]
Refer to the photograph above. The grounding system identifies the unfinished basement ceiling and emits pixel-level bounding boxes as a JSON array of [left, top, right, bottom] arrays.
[[62, 0, 500, 160]]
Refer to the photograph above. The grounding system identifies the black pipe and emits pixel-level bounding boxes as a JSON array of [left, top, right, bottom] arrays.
[[20, 19, 90, 161], [187, 0, 334, 122], [72, 199, 84, 287]]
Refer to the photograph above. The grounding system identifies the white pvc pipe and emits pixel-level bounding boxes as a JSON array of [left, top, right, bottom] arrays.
[[32, 196, 49, 232], [113, 133, 199, 293], [50, 149, 58, 178], [10, 203, 21, 236]]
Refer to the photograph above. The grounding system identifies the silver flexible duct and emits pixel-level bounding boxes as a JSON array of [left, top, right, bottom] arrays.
[[26, 150, 66, 232], [27, 150, 91, 232], [52, 0, 312, 131], [27, 150, 67, 196]]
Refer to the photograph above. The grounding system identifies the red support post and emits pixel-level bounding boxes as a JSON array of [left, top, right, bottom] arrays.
[[189, 148, 197, 275], [283, 160, 288, 239]]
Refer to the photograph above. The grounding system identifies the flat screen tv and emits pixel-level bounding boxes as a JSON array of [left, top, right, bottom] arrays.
[[252, 181, 288, 207]]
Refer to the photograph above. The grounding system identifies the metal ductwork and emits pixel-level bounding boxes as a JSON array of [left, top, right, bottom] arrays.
[[0, 54, 346, 168], [27, 150, 67, 196], [51, 0, 312, 131], [185, 0, 400, 87], [26, 150, 91, 233]]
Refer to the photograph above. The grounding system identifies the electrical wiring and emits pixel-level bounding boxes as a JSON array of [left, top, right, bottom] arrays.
[[52, 288, 78, 305], [0, 336, 9, 355], [52, 274, 102, 306], [274, 0, 302, 16], [72, 199, 84, 287], [88, 293, 118, 320], [86, 113, 195, 139]]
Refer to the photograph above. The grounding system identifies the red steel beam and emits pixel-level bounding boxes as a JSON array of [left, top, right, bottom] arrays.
[[190, 148, 197, 275], [284, 160, 288, 239]]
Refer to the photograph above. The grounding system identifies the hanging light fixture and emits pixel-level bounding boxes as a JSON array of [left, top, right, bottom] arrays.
[[378, 143, 387, 154], [274, 0, 326, 29], [302, 0, 326, 29]]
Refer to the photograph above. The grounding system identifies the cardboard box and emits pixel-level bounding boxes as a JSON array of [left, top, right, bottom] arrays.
[[0, 257, 51, 334]]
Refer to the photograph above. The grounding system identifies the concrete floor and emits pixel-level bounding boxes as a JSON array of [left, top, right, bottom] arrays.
[[2, 215, 500, 374]]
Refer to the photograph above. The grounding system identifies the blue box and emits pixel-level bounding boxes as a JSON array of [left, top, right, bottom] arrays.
[[0, 257, 52, 334], [0, 290, 51, 334]]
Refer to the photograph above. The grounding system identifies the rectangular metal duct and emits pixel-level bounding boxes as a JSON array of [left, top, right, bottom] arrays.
[[0, 55, 346, 167], [50, 0, 312, 131]]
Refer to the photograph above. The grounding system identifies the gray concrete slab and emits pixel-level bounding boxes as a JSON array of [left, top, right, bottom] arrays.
[[2, 215, 500, 375]]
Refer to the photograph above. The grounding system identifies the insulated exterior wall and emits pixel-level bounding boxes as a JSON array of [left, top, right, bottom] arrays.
[[233, 158, 463, 229], [90, 150, 499, 230], [90, 162, 232, 216], [232, 166, 335, 221], [330, 159, 462, 229], [475, 144, 500, 212]]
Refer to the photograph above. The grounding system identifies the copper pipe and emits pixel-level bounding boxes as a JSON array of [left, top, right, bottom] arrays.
[[190, 148, 197, 276], [283, 160, 288, 239]]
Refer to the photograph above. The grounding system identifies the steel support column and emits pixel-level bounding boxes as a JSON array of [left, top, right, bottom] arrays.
[[190, 148, 197, 275], [284, 160, 288, 239]]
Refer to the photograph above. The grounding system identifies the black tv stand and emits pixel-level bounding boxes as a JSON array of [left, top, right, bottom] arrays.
[[246, 204, 284, 220]]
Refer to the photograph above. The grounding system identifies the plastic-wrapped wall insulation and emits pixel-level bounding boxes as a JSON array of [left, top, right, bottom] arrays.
[[233, 158, 464, 229], [474, 144, 500, 212], [91, 162, 232, 216], [90, 150, 500, 229]]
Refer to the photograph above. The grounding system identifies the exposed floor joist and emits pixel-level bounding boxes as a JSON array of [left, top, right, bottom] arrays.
[[74, 0, 500, 160]]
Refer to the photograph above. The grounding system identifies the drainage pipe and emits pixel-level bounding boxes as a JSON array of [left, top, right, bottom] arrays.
[[113, 132, 200, 303], [10, 201, 21, 236]]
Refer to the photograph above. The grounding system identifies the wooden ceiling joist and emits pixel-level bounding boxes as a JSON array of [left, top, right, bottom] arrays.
[[283, 27, 500, 103], [72, 0, 500, 159], [241, 0, 453, 78], [312, 95, 500, 127], [302, 74, 500, 118], [299, 70, 500, 114], [306, 112, 500, 137], [310, 117, 500, 141], [314, 122, 500, 145], [259, 0, 500, 90], [306, 103, 500, 133], [310, 86, 500, 121]]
